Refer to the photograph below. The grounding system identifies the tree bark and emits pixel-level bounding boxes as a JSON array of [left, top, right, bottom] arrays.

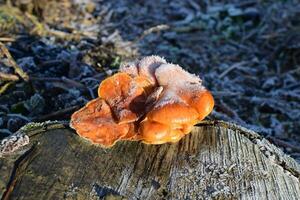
[[0, 120, 300, 200]]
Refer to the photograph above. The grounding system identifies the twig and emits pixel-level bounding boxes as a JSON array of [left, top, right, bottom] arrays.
[[24, 12, 46, 36], [30, 76, 87, 91], [25, 12, 93, 40], [61, 77, 87, 90], [122, 24, 170, 47], [0, 37, 15, 42], [0, 82, 14, 95], [38, 60, 62, 68], [87, 88, 96, 99], [280, 66, 300, 77], [2, 144, 38, 200], [219, 61, 248, 79], [0, 42, 29, 81], [212, 91, 242, 97], [7, 114, 31, 122], [138, 24, 170, 41], [33, 106, 79, 122], [0, 129, 12, 135], [267, 136, 300, 153], [0, 72, 19, 81], [218, 100, 247, 126]]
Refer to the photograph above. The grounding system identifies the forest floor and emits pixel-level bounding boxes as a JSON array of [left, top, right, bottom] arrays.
[[0, 0, 299, 162]]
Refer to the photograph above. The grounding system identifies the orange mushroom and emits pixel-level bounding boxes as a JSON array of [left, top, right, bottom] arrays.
[[98, 72, 147, 124], [136, 63, 214, 144], [137, 88, 208, 144], [70, 98, 134, 147], [139, 120, 185, 144], [137, 56, 166, 85], [70, 56, 214, 147], [182, 90, 214, 120], [154, 63, 214, 120]]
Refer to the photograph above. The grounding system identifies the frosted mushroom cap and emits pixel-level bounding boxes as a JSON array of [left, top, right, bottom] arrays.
[[119, 61, 139, 77], [138, 56, 167, 84], [155, 63, 202, 87], [120, 55, 167, 85], [70, 56, 214, 147]]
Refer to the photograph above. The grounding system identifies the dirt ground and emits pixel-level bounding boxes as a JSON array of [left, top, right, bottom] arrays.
[[0, 0, 299, 162]]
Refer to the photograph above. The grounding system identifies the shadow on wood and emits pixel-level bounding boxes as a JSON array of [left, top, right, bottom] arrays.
[[0, 121, 300, 199]]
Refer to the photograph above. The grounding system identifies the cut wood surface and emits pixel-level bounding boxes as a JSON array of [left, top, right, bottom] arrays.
[[0, 120, 299, 200]]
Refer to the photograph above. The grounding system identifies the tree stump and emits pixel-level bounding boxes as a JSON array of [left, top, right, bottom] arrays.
[[0, 120, 300, 199]]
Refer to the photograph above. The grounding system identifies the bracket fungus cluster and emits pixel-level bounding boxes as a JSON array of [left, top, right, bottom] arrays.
[[70, 56, 214, 147]]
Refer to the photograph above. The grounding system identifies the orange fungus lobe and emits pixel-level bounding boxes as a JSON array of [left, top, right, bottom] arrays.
[[70, 56, 214, 147]]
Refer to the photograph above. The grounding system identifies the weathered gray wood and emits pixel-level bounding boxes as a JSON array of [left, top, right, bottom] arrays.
[[0, 120, 300, 200]]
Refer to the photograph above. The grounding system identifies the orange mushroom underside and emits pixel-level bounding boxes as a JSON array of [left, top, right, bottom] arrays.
[[70, 56, 214, 147]]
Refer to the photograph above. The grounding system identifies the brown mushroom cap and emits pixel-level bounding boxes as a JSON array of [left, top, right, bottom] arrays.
[[70, 98, 133, 147]]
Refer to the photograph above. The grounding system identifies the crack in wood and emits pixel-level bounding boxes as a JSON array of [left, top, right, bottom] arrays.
[[197, 120, 300, 180], [1, 143, 38, 200]]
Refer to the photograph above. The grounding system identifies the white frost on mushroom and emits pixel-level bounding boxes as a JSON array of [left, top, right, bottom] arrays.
[[137, 55, 167, 84], [154, 89, 187, 109], [119, 61, 139, 76], [120, 56, 207, 109], [155, 63, 201, 87]]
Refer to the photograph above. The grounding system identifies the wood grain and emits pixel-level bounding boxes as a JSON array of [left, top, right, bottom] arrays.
[[0, 121, 299, 199]]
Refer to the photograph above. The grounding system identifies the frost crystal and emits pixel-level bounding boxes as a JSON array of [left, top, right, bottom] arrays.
[[119, 61, 138, 76], [0, 132, 30, 157], [155, 63, 201, 87], [138, 55, 166, 84], [154, 89, 186, 109]]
